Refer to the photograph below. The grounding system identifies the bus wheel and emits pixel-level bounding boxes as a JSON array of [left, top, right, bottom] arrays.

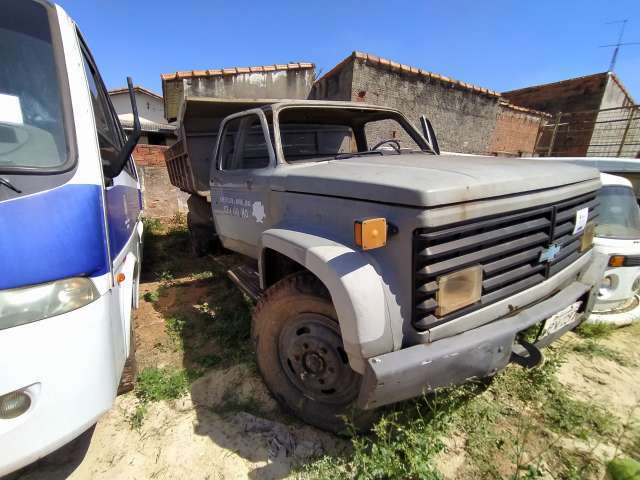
[[117, 319, 137, 395]]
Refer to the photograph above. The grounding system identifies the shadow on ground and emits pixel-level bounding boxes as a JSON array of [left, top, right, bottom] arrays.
[[137, 218, 343, 479]]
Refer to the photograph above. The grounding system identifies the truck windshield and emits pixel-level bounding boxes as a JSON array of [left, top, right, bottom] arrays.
[[0, 0, 68, 171], [596, 185, 640, 240], [277, 107, 427, 163]]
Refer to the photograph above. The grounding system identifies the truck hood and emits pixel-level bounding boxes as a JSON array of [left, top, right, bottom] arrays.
[[276, 153, 600, 207]]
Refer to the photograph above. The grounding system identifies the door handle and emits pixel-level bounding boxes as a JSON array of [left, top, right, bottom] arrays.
[[246, 179, 253, 190]]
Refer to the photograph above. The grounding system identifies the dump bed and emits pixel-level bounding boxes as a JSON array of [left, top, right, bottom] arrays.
[[165, 97, 277, 196]]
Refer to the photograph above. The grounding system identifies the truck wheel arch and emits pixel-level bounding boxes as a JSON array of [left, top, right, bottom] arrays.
[[259, 229, 394, 373]]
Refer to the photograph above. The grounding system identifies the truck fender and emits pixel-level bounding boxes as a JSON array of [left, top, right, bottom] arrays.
[[260, 228, 393, 373]]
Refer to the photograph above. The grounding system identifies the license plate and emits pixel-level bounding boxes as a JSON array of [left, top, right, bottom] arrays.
[[541, 302, 581, 337]]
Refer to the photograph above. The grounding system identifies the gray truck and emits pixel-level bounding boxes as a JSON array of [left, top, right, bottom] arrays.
[[167, 98, 605, 431]]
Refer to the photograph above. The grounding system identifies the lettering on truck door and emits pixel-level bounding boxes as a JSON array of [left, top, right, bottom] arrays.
[[211, 112, 274, 257]]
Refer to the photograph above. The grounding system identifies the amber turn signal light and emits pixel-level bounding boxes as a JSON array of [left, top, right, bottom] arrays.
[[609, 255, 626, 267], [116, 272, 126, 284], [354, 218, 387, 250]]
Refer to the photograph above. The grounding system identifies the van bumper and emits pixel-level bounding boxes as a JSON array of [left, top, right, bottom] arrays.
[[357, 281, 590, 409], [0, 294, 118, 477]]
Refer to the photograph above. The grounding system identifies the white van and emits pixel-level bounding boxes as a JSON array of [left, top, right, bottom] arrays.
[[0, 0, 143, 475], [589, 173, 640, 325]]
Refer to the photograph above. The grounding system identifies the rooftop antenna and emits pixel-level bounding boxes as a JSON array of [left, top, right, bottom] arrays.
[[600, 19, 640, 72]]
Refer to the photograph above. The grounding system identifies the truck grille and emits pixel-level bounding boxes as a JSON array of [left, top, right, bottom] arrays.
[[412, 191, 599, 331]]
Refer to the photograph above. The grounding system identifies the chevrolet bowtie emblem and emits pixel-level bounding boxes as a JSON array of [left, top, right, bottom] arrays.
[[539, 243, 561, 263]]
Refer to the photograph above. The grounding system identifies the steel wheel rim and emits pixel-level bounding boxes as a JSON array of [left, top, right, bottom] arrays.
[[278, 313, 359, 405]]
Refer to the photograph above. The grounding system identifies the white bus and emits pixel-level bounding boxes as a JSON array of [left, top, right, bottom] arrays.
[[0, 0, 143, 474]]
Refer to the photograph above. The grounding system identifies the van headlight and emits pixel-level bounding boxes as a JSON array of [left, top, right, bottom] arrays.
[[436, 265, 483, 316], [0, 278, 99, 330]]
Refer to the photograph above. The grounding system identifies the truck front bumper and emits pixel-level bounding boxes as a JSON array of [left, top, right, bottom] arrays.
[[357, 281, 590, 409]]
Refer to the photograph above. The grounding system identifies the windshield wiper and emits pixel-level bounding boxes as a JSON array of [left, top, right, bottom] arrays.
[[0, 177, 21, 193], [334, 150, 384, 160]]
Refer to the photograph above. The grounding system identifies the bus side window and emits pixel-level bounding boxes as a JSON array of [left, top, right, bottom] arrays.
[[80, 50, 122, 176]]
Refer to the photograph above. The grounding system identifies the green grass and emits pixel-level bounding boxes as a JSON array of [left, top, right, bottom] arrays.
[[196, 354, 223, 369], [194, 297, 255, 366], [573, 340, 629, 366], [544, 390, 616, 439], [135, 367, 192, 403], [302, 346, 628, 480], [129, 367, 195, 430], [128, 403, 147, 431], [142, 217, 162, 233], [143, 290, 159, 303], [165, 315, 187, 348], [575, 322, 617, 339], [191, 270, 215, 281]]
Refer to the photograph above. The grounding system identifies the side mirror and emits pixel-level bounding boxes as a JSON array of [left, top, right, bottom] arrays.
[[419, 115, 440, 155], [103, 77, 141, 178]]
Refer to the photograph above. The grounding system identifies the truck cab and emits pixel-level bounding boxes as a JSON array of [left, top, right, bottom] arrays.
[[203, 100, 605, 431]]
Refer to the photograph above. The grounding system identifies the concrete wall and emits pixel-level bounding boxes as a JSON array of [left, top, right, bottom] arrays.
[[588, 75, 639, 157], [162, 64, 315, 122], [488, 103, 543, 156], [133, 144, 188, 217]]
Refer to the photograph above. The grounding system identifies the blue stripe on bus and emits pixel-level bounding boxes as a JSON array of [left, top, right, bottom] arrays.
[[0, 184, 109, 290]]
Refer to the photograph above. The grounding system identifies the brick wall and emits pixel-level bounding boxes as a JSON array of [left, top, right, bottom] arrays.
[[133, 144, 169, 167], [350, 59, 501, 154], [133, 144, 189, 218], [488, 103, 543, 156], [502, 73, 608, 114]]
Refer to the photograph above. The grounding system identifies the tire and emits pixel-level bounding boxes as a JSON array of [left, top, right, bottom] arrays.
[[187, 213, 218, 257], [117, 319, 137, 395], [253, 272, 374, 433]]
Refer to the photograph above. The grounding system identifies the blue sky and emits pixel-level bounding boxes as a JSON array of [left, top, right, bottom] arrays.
[[58, 0, 640, 100]]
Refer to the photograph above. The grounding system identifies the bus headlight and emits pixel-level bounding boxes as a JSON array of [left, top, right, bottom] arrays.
[[0, 278, 99, 330]]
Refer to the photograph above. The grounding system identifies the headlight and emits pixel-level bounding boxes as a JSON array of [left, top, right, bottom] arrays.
[[436, 265, 483, 316], [0, 278, 98, 330]]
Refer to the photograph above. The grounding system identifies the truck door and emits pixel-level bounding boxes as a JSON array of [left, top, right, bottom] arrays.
[[210, 112, 275, 257]]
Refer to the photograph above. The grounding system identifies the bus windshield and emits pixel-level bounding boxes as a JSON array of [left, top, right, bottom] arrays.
[[0, 0, 68, 171], [596, 185, 640, 239]]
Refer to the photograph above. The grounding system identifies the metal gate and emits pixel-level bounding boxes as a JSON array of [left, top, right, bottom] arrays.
[[534, 105, 640, 158]]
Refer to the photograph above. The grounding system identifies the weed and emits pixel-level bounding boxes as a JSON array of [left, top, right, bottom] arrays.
[[575, 322, 616, 339], [544, 390, 616, 439], [142, 217, 162, 233], [573, 340, 629, 366], [191, 271, 214, 281], [143, 290, 159, 303], [135, 367, 191, 403], [165, 315, 186, 347], [197, 354, 223, 369], [158, 270, 175, 286], [128, 403, 147, 431], [195, 297, 254, 365]]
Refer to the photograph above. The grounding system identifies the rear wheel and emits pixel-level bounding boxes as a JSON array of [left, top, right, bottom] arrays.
[[253, 272, 374, 433]]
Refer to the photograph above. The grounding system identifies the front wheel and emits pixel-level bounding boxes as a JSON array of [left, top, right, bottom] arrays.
[[253, 272, 373, 433]]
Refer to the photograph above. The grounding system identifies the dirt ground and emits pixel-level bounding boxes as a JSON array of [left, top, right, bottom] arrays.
[[7, 219, 640, 480]]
